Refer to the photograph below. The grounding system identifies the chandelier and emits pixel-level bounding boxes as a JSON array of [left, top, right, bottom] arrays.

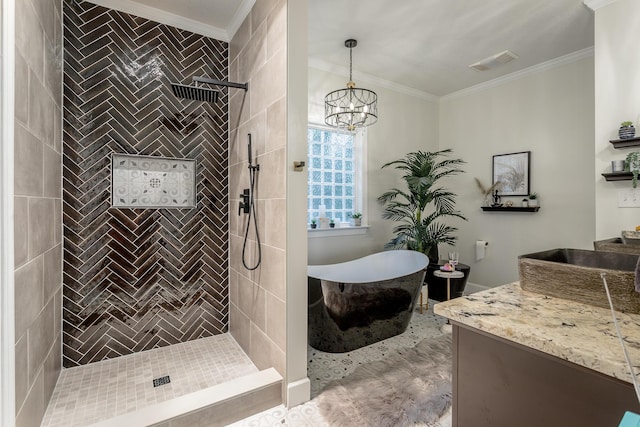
[[324, 39, 378, 132]]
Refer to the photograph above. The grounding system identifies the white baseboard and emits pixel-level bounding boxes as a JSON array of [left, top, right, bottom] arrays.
[[464, 282, 491, 295], [286, 377, 310, 408]]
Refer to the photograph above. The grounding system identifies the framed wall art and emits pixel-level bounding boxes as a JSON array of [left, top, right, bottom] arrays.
[[492, 151, 530, 196]]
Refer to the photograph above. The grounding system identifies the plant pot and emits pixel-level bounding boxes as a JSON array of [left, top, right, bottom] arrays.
[[310, 223, 317, 229], [619, 125, 636, 140], [528, 199, 538, 207], [353, 218, 362, 226], [330, 223, 335, 228]]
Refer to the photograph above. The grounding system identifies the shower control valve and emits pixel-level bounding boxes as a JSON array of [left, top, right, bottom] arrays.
[[238, 189, 250, 215]]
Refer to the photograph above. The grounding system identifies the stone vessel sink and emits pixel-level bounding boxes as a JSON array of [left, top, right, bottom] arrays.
[[518, 248, 640, 313], [594, 238, 640, 256]]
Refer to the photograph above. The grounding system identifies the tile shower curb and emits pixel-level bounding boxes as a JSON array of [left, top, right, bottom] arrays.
[[88, 368, 282, 427]]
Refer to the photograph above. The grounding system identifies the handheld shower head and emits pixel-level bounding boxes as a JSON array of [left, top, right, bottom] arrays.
[[248, 134, 252, 166]]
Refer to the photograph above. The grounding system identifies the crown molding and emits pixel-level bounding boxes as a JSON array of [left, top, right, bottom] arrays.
[[583, 0, 621, 11], [308, 57, 439, 102], [440, 47, 594, 102], [227, 0, 255, 41], [85, 0, 234, 41]]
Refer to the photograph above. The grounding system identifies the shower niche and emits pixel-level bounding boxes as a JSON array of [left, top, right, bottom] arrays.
[[111, 153, 196, 208]]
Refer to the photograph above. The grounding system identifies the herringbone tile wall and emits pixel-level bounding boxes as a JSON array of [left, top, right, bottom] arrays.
[[62, 0, 229, 367]]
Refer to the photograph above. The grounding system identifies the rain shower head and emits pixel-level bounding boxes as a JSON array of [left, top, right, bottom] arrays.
[[171, 83, 219, 103], [170, 76, 248, 103]]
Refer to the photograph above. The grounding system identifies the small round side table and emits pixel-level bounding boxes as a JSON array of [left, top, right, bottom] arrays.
[[433, 270, 464, 302]]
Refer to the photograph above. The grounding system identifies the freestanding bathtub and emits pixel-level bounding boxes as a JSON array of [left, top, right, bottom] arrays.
[[308, 250, 429, 352]]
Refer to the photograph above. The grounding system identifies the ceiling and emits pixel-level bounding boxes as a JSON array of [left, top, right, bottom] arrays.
[[129, 0, 250, 33], [107, 0, 594, 97], [308, 0, 594, 97], [99, 0, 255, 40]]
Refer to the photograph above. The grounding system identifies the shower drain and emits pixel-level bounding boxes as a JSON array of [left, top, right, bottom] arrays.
[[152, 375, 171, 387]]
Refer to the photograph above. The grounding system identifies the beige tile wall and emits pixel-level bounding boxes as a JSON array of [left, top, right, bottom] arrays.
[[229, 0, 288, 381], [14, 0, 62, 425]]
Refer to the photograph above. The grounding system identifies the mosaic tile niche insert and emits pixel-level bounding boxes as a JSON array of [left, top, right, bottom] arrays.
[[112, 154, 196, 208], [62, 0, 229, 367]]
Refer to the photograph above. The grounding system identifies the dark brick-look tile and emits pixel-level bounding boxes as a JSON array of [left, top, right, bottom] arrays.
[[62, 0, 229, 367]]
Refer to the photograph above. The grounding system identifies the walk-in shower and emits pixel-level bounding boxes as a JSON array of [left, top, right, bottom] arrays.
[[49, 2, 286, 425]]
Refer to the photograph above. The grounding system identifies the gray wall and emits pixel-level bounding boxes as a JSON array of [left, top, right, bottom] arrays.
[[440, 56, 595, 287], [229, 0, 288, 379], [14, 0, 63, 425]]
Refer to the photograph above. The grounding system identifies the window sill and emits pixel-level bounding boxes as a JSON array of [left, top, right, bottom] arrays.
[[307, 225, 370, 238]]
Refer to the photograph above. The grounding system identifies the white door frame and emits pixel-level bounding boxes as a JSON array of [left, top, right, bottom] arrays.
[[1, 0, 16, 425]]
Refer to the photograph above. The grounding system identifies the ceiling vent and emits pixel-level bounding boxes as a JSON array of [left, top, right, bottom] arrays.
[[469, 50, 519, 72]]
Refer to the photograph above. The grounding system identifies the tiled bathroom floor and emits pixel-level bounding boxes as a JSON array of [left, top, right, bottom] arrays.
[[230, 301, 452, 426], [41, 333, 257, 427], [41, 301, 451, 427]]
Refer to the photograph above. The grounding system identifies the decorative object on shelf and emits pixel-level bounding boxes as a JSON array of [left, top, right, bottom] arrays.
[[619, 121, 636, 140], [612, 159, 626, 172], [492, 151, 530, 196], [625, 152, 640, 188], [528, 192, 538, 207], [330, 219, 336, 228], [474, 178, 502, 207], [112, 153, 196, 209], [521, 198, 529, 207], [505, 200, 514, 207], [324, 39, 378, 132], [379, 149, 466, 263], [491, 189, 502, 207], [350, 212, 362, 226], [310, 219, 317, 229]]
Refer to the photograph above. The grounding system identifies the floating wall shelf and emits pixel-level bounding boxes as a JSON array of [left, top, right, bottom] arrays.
[[481, 206, 540, 213], [602, 171, 633, 182], [609, 136, 640, 149]]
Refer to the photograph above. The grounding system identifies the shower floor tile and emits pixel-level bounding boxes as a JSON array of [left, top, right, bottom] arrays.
[[41, 333, 257, 427]]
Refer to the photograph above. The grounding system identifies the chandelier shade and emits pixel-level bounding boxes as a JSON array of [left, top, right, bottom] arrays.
[[324, 39, 378, 132]]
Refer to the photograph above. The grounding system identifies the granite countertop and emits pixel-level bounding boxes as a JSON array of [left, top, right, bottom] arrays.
[[434, 282, 640, 384]]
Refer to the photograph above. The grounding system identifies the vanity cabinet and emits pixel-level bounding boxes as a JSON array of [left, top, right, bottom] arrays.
[[452, 325, 639, 427], [436, 283, 640, 427]]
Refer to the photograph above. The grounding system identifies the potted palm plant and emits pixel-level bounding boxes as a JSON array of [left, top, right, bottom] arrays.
[[378, 149, 466, 263]]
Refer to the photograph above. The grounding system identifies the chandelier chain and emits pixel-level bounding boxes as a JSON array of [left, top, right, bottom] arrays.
[[349, 46, 353, 82]]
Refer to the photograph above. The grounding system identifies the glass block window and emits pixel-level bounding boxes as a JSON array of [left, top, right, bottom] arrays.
[[308, 126, 359, 223]]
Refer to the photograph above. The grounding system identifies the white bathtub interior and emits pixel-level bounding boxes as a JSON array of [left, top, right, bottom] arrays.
[[308, 250, 429, 283]]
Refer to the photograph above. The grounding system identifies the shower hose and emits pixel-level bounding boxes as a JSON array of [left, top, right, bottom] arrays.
[[242, 136, 262, 270]]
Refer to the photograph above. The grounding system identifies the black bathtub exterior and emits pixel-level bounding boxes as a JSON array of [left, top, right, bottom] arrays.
[[308, 270, 426, 352]]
